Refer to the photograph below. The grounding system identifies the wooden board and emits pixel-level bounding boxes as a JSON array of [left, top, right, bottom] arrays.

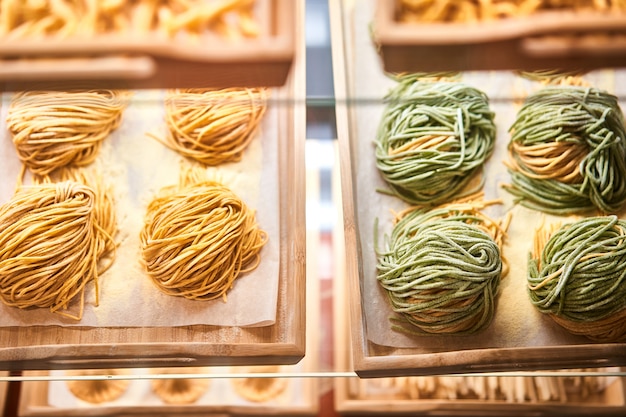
[[17, 367, 317, 417], [0, 0, 306, 372], [0, 372, 7, 415], [0, 0, 295, 90], [335, 255, 626, 415], [330, 0, 626, 378], [15, 169, 322, 415], [372, 0, 626, 72], [16, 212, 320, 416]]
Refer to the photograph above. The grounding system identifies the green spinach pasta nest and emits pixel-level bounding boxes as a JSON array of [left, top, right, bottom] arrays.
[[528, 216, 626, 342], [375, 79, 496, 205], [505, 86, 626, 215], [376, 199, 506, 335]]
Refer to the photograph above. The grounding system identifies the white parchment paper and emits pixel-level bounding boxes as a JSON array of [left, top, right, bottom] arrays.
[[0, 88, 281, 327], [349, 0, 626, 350]]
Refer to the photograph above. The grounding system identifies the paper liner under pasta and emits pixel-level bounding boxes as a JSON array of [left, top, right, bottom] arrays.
[[0, 88, 281, 328]]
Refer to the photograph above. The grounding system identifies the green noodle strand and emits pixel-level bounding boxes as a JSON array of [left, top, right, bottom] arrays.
[[375, 79, 496, 205], [505, 86, 626, 214], [376, 206, 502, 335]]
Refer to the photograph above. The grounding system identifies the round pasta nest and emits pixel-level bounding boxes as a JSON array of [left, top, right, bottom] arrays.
[[140, 167, 267, 301], [0, 173, 116, 321], [376, 197, 508, 335], [375, 78, 496, 205], [151, 368, 210, 404], [158, 88, 268, 166], [528, 215, 626, 342], [65, 369, 131, 404], [7, 90, 128, 176], [231, 366, 287, 403], [505, 86, 626, 214]]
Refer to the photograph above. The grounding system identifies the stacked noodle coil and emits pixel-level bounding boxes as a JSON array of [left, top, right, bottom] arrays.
[[528, 216, 626, 342], [0, 170, 116, 321], [7, 90, 128, 177], [505, 86, 626, 214], [140, 166, 267, 301], [159, 87, 268, 166], [375, 77, 496, 205], [376, 196, 508, 335]]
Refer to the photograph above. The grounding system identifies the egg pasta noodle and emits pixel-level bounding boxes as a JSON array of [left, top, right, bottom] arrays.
[[516, 69, 589, 86], [0, 169, 117, 320], [7, 89, 129, 177], [504, 86, 626, 214], [0, 0, 259, 39], [528, 216, 626, 342], [152, 87, 268, 166], [375, 195, 510, 335], [140, 165, 267, 301], [397, 0, 626, 23], [375, 78, 496, 205]]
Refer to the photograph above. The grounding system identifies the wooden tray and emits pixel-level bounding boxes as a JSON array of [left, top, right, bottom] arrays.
[[17, 366, 317, 417], [0, 0, 295, 90], [371, 0, 626, 72], [0, 0, 305, 372], [15, 224, 321, 417], [16, 262, 319, 417], [330, 0, 626, 378], [334, 257, 626, 416]]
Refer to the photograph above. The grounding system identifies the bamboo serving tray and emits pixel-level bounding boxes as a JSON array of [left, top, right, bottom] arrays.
[[0, 0, 295, 90], [0, 0, 305, 372], [372, 0, 626, 72], [330, 0, 626, 378]]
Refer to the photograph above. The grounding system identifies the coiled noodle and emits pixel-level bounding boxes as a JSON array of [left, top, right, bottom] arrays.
[[140, 166, 267, 301], [505, 86, 626, 214], [375, 79, 496, 205], [528, 216, 626, 342], [376, 196, 508, 335]]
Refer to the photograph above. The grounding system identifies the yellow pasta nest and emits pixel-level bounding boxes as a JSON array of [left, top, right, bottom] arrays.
[[140, 166, 267, 301], [7, 90, 129, 177], [157, 87, 268, 166], [65, 369, 131, 404], [231, 366, 287, 402], [0, 172, 116, 320], [151, 368, 210, 404]]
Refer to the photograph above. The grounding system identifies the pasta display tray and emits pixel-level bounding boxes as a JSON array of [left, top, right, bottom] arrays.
[[0, 1, 305, 371], [372, 0, 626, 73], [0, 0, 295, 90], [331, 0, 626, 377]]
